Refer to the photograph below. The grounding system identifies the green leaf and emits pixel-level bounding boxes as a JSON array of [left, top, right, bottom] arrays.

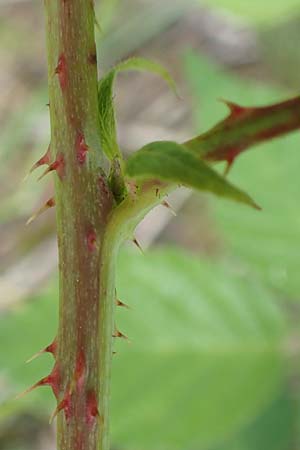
[[0, 248, 286, 449], [212, 391, 294, 450], [0, 285, 58, 418], [112, 248, 285, 449], [126, 140, 260, 209], [184, 52, 300, 298], [98, 57, 177, 160]]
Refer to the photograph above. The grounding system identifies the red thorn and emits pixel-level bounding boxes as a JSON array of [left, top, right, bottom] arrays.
[[17, 363, 60, 400], [76, 132, 89, 164], [161, 200, 176, 216], [26, 197, 55, 226], [112, 329, 129, 341], [116, 299, 130, 309], [44, 363, 61, 398], [16, 380, 45, 399], [40, 362, 61, 398], [86, 228, 97, 252], [38, 153, 65, 181], [222, 147, 241, 174], [219, 99, 248, 119], [45, 338, 57, 356], [26, 349, 45, 364], [37, 164, 55, 181], [26, 338, 56, 363], [49, 402, 62, 424], [75, 349, 86, 391], [132, 237, 144, 254], [50, 387, 72, 424], [55, 54, 68, 90], [31, 145, 51, 170], [86, 390, 99, 427], [26, 145, 51, 180], [223, 161, 232, 176]]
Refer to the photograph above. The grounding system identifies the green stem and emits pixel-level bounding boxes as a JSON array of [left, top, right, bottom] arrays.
[[44, 1, 115, 449]]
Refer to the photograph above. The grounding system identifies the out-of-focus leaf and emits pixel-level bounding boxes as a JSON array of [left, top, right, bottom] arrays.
[[126, 140, 259, 209], [98, 57, 177, 160], [0, 284, 58, 418], [112, 248, 285, 449], [200, 0, 300, 24], [211, 390, 294, 450], [260, 17, 300, 90], [0, 248, 286, 449], [184, 52, 300, 298]]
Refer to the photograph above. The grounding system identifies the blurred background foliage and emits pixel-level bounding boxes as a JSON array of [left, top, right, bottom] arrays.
[[1, 0, 300, 449]]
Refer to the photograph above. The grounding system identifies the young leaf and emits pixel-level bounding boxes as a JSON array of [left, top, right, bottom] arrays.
[[125, 140, 260, 209], [184, 96, 300, 172], [98, 57, 177, 160]]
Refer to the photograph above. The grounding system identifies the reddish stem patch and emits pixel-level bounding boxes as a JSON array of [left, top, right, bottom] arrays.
[[75, 349, 86, 391], [38, 153, 65, 181], [60, 388, 72, 422], [50, 385, 72, 424], [86, 228, 97, 252], [29, 145, 51, 174], [76, 132, 89, 164], [55, 53, 68, 90], [86, 390, 99, 427]]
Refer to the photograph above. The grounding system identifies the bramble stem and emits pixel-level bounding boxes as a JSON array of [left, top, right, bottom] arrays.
[[44, 1, 115, 449]]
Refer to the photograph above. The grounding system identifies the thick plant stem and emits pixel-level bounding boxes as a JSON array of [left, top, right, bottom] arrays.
[[44, 1, 115, 449]]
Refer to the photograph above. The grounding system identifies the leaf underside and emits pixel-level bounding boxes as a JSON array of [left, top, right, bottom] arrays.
[[125, 140, 260, 209]]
